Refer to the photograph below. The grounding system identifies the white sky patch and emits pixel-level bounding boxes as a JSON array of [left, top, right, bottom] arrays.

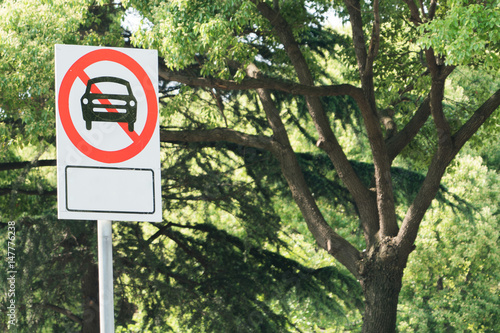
[[121, 7, 152, 33], [121, 5, 344, 33], [324, 8, 345, 29]]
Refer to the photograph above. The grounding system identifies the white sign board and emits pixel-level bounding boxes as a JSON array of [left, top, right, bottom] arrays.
[[55, 44, 162, 222]]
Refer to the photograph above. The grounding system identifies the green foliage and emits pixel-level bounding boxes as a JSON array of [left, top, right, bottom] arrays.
[[147, 139, 366, 331], [446, 68, 500, 170], [126, 0, 337, 82], [113, 222, 362, 332], [1, 0, 499, 332], [399, 154, 500, 332], [126, 0, 260, 79], [0, 215, 96, 331], [0, 0, 124, 148], [418, 0, 500, 67]]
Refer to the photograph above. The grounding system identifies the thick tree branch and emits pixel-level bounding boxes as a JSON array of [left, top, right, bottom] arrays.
[[366, 0, 381, 76], [452, 88, 500, 151], [247, 63, 362, 278], [343, 0, 397, 139], [430, 78, 453, 149], [343, 0, 399, 238], [396, 152, 450, 257], [397, 54, 456, 251], [252, 0, 379, 246], [425, 52, 455, 151], [159, 62, 361, 97], [0, 187, 56, 196], [344, 0, 368, 73], [424, 46, 441, 75], [160, 128, 273, 152], [396, 89, 500, 256], [34, 303, 83, 325], [428, 0, 438, 20], [386, 96, 431, 161], [403, 0, 423, 25], [0, 159, 56, 171], [356, 96, 399, 238]]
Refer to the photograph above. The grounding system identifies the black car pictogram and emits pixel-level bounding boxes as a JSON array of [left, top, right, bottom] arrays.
[[81, 76, 137, 132]]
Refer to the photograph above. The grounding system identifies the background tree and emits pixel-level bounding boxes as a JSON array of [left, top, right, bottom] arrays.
[[131, 0, 499, 331], [2, 1, 364, 332], [1, 0, 499, 332]]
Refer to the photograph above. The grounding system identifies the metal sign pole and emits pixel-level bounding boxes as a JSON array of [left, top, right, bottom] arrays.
[[98, 220, 114, 332]]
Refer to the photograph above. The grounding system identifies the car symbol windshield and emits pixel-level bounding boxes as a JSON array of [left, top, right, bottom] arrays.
[[81, 76, 137, 132]]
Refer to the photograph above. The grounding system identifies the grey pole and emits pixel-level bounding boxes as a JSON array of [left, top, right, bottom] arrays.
[[98, 220, 114, 332]]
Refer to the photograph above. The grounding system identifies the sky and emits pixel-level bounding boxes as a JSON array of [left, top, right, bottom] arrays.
[[121, 5, 345, 34]]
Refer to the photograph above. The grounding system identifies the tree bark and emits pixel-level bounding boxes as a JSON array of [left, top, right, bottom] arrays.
[[37, 303, 82, 325], [359, 239, 404, 333], [247, 63, 362, 278], [344, 0, 399, 239], [252, 0, 380, 247], [361, 264, 403, 333]]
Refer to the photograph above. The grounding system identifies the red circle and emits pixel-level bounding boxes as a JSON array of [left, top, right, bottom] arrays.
[[58, 48, 158, 163]]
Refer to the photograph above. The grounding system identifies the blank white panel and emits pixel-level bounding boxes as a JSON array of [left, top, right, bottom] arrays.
[[66, 166, 155, 214]]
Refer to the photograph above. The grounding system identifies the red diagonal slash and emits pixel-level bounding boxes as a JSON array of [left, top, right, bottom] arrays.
[[78, 71, 140, 142]]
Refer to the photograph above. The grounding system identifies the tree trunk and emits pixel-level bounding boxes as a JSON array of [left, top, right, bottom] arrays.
[[360, 242, 405, 333]]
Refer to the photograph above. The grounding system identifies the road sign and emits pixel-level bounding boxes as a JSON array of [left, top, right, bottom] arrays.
[[55, 44, 162, 222]]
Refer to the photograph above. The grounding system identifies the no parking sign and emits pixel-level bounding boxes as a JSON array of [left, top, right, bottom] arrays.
[[55, 44, 162, 222]]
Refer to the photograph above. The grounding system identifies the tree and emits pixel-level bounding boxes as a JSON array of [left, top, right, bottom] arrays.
[[1, 0, 499, 332], [127, 0, 499, 331], [2, 3, 364, 332]]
